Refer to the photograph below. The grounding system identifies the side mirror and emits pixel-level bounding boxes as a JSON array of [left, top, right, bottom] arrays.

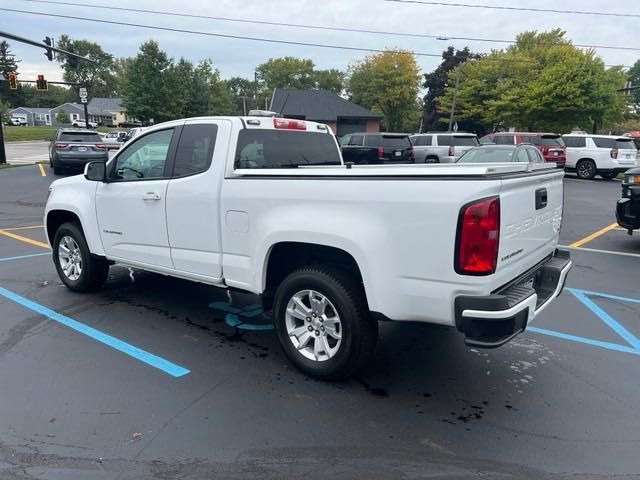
[[84, 161, 107, 182]]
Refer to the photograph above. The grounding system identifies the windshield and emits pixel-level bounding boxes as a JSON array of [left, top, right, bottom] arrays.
[[437, 135, 479, 146], [59, 132, 102, 142], [235, 130, 341, 168], [381, 136, 410, 148], [456, 147, 515, 163]]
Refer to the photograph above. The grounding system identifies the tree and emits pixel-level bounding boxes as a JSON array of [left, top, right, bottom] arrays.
[[314, 69, 345, 94], [0, 41, 23, 107], [121, 41, 177, 123], [627, 59, 640, 116], [255, 57, 316, 94], [422, 46, 478, 132], [56, 35, 116, 97], [348, 49, 422, 131], [437, 30, 628, 133], [226, 76, 259, 115], [0, 100, 11, 124], [56, 110, 70, 124]]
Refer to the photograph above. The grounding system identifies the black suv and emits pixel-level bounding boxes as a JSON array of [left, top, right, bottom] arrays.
[[339, 133, 414, 164], [49, 128, 109, 174]]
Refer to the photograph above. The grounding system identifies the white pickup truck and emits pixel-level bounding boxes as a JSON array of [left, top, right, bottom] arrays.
[[44, 116, 572, 379]]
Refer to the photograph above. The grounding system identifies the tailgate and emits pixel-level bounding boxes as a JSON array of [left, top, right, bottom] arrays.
[[499, 169, 564, 276]]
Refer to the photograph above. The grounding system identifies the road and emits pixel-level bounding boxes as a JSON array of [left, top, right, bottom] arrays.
[[4, 141, 50, 165], [0, 166, 639, 479]]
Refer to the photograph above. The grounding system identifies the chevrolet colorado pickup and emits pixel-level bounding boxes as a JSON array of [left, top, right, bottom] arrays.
[[44, 116, 572, 379]]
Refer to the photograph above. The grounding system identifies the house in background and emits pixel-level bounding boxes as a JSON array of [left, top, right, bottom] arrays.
[[49, 103, 85, 125], [88, 97, 130, 126], [270, 89, 382, 137], [9, 107, 52, 126]]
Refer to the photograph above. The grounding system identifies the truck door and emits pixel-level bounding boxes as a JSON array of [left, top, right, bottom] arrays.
[[165, 119, 231, 280]]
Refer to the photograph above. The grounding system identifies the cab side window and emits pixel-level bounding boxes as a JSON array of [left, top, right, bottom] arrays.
[[516, 148, 530, 163], [112, 129, 174, 180], [527, 148, 544, 163], [173, 124, 218, 177]]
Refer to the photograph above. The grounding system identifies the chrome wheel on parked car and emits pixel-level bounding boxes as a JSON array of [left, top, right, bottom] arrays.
[[285, 289, 342, 362], [577, 159, 596, 180], [58, 235, 83, 281]]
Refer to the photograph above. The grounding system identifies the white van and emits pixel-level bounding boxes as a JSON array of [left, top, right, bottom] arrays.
[[562, 134, 638, 180]]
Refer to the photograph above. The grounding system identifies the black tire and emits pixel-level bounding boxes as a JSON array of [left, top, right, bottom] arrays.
[[52, 222, 109, 292], [600, 172, 615, 180], [576, 159, 596, 180], [273, 266, 377, 380]]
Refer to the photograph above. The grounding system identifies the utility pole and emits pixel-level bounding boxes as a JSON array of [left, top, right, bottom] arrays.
[[240, 96, 247, 116], [448, 64, 462, 132], [0, 119, 6, 165]]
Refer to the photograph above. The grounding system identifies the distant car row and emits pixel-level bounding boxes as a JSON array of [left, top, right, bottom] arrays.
[[338, 130, 639, 180]]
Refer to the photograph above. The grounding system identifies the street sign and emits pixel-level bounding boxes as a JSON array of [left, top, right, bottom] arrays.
[[79, 87, 87, 96], [80, 97, 87, 104]]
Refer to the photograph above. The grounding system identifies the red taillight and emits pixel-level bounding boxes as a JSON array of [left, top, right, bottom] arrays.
[[610, 148, 618, 159], [448, 145, 455, 157], [455, 197, 500, 275], [273, 118, 306, 130], [377, 146, 384, 158], [94, 144, 106, 150], [54, 143, 69, 149]]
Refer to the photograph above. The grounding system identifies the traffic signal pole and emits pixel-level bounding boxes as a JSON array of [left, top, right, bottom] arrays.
[[0, 120, 6, 165]]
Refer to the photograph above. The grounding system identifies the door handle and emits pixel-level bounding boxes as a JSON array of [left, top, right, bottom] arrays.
[[535, 188, 547, 210], [142, 192, 161, 201]]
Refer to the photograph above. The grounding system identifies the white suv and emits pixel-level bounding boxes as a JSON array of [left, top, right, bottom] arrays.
[[562, 134, 638, 180]]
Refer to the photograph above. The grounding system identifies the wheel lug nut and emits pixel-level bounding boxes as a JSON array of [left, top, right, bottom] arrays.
[[306, 317, 311, 322], [308, 326, 313, 332], [312, 313, 317, 317], [321, 326, 325, 331], [315, 330, 320, 336]]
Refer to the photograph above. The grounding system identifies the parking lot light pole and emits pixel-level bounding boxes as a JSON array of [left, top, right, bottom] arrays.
[[448, 64, 462, 132]]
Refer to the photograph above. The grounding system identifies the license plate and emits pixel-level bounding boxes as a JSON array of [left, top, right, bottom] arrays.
[[394, 151, 402, 157], [77, 146, 87, 152], [553, 151, 558, 156]]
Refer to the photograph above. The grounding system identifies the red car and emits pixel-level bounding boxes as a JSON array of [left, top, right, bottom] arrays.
[[480, 132, 566, 168]]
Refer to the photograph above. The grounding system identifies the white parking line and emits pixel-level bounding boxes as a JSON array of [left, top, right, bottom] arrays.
[[561, 245, 640, 258]]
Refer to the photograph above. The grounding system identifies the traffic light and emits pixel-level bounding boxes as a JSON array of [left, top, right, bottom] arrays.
[[8, 73, 17, 90], [44, 36, 54, 61], [36, 75, 48, 91], [67, 51, 78, 69]]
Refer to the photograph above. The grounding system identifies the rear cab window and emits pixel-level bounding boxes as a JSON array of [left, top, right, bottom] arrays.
[[173, 124, 218, 177], [381, 135, 410, 148], [235, 129, 342, 169], [59, 132, 101, 143]]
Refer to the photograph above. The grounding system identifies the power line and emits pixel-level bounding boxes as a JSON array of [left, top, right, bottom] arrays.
[[16, 0, 640, 53], [385, 0, 640, 18], [0, 7, 631, 68]]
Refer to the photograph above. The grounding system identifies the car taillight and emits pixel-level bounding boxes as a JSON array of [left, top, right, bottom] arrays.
[[54, 143, 69, 149], [448, 145, 455, 157], [94, 144, 106, 150], [377, 146, 384, 158], [455, 197, 500, 276], [273, 118, 306, 130], [610, 148, 618, 159]]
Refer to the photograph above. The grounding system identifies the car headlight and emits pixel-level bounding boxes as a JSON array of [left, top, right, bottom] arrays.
[[626, 175, 640, 184]]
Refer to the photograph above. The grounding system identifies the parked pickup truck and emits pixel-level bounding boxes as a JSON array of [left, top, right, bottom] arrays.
[[44, 116, 572, 379]]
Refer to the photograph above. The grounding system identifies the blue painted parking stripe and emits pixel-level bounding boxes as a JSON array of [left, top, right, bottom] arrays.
[[568, 288, 640, 305], [0, 287, 190, 378], [568, 288, 640, 351], [528, 326, 640, 356], [0, 252, 50, 262]]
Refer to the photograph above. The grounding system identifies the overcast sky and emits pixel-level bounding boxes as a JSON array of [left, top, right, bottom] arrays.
[[2, 0, 639, 85]]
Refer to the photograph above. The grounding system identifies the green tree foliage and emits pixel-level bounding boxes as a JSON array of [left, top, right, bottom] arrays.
[[19, 84, 75, 108], [627, 59, 640, 116], [55, 110, 70, 124], [0, 99, 11, 123], [438, 30, 628, 133], [0, 41, 23, 107], [422, 46, 478, 131], [348, 49, 422, 131], [256, 57, 316, 94], [56, 35, 116, 97], [314, 68, 345, 94], [226, 76, 259, 114]]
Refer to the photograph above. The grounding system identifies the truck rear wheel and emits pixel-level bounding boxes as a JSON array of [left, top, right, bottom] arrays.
[[273, 266, 377, 380], [52, 222, 109, 292]]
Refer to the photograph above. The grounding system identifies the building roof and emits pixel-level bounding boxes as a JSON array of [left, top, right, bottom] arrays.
[[10, 107, 51, 114], [88, 97, 123, 115], [270, 89, 382, 122], [50, 103, 85, 113]]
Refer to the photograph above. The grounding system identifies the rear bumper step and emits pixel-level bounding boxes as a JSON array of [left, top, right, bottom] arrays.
[[454, 249, 572, 348]]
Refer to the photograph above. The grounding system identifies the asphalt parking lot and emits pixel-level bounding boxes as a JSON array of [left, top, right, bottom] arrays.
[[0, 165, 639, 479]]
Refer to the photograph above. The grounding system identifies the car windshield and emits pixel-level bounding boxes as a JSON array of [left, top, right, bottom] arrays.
[[59, 132, 101, 142], [437, 135, 479, 146], [520, 135, 564, 146], [616, 139, 636, 150], [381, 136, 410, 148], [235, 129, 341, 168], [456, 147, 515, 163]]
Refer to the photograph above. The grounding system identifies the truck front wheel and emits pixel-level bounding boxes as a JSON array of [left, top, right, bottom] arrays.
[[273, 266, 377, 380], [53, 222, 109, 292]]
